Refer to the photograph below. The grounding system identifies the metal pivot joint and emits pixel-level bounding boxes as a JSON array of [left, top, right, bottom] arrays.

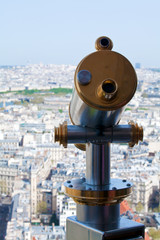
[[54, 36, 145, 240], [55, 121, 143, 149]]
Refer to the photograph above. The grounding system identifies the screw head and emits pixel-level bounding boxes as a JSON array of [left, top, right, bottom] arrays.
[[81, 177, 86, 182], [127, 183, 131, 187], [77, 70, 91, 85]]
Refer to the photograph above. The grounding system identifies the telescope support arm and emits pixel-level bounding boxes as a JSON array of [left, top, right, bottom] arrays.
[[55, 121, 143, 148]]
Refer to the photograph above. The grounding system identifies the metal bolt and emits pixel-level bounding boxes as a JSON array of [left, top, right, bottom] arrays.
[[77, 70, 91, 85], [127, 183, 131, 187], [112, 187, 117, 190], [69, 185, 73, 188], [67, 180, 71, 184], [122, 179, 127, 182], [81, 177, 86, 182]]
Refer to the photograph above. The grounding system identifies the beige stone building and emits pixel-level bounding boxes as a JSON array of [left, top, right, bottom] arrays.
[[127, 177, 153, 212], [30, 152, 54, 218], [0, 164, 18, 195]]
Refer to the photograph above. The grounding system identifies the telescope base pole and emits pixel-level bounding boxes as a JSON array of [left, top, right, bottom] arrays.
[[76, 204, 120, 231], [66, 215, 144, 240]]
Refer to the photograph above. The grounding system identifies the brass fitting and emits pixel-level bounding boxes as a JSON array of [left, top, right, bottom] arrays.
[[64, 178, 132, 206], [54, 122, 86, 150], [54, 121, 143, 149], [95, 36, 113, 51], [74, 144, 86, 151], [129, 121, 143, 147], [54, 121, 67, 148]]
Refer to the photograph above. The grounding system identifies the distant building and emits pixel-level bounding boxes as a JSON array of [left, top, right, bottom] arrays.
[[26, 225, 65, 240], [56, 194, 76, 229], [30, 153, 55, 218], [128, 177, 153, 212], [135, 63, 141, 69], [0, 162, 18, 195], [60, 198, 76, 229], [5, 181, 31, 240], [30, 168, 38, 217], [20, 123, 46, 132]]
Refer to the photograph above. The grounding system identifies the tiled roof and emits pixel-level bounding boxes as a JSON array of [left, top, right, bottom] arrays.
[[145, 233, 151, 240], [120, 200, 151, 240], [120, 200, 133, 215]]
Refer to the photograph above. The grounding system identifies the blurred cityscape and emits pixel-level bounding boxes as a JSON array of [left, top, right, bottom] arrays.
[[0, 64, 159, 239]]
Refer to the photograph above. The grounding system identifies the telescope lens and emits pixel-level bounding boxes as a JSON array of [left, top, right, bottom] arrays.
[[100, 38, 109, 48], [102, 80, 116, 94], [97, 79, 118, 100]]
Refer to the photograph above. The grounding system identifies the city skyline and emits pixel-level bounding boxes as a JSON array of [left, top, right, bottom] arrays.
[[0, 0, 160, 68], [0, 65, 159, 239]]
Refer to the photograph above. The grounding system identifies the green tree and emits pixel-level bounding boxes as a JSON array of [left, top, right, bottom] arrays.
[[153, 205, 160, 212], [125, 108, 131, 111], [37, 201, 47, 214], [136, 202, 144, 212], [142, 93, 148, 98], [31, 97, 44, 104], [149, 228, 160, 239], [0, 180, 7, 194], [148, 188, 160, 211], [49, 212, 59, 226]]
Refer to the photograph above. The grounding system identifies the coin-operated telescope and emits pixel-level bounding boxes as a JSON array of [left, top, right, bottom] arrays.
[[55, 36, 145, 240]]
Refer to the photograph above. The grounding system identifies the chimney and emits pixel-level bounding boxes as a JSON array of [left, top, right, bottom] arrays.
[[52, 222, 55, 230]]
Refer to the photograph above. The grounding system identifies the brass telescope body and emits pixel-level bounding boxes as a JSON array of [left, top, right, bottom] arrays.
[[69, 38, 137, 129], [54, 36, 145, 240]]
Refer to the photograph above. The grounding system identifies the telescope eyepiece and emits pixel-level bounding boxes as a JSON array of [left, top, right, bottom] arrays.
[[100, 79, 118, 100], [100, 38, 110, 48], [102, 80, 115, 93], [95, 36, 113, 51], [97, 79, 118, 101]]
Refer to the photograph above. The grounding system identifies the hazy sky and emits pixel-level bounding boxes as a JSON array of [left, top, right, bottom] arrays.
[[0, 0, 160, 67]]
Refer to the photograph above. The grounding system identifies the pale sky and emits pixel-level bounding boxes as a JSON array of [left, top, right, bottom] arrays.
[[0, 0, 160, 67]]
